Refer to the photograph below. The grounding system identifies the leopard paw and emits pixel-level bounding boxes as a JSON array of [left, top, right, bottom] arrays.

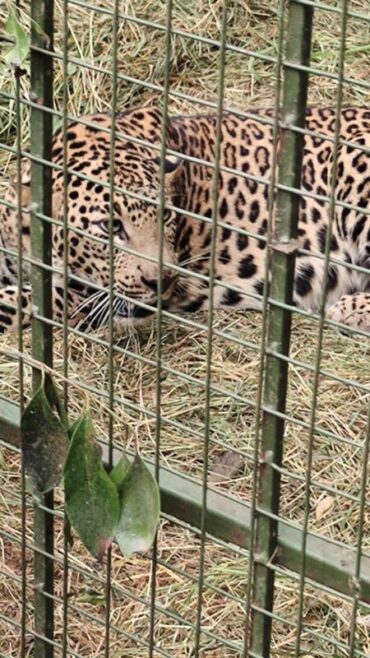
[[327, 292, 370, 333]]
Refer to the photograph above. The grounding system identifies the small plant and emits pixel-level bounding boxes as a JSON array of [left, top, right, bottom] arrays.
[[21, 373, 160, 560], [3, 4, 30, 77]]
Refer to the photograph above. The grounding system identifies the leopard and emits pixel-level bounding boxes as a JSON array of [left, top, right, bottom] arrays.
[[1, 105, 370, 335]]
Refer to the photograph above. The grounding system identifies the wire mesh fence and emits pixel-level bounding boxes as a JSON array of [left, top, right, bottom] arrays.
[[0, 0, 369, 657]]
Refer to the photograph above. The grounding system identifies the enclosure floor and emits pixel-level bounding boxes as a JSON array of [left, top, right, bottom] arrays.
[[1, 312, 369, 656]]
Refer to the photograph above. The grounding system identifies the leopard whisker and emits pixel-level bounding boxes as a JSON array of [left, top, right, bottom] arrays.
[[71, 288, 106, 318], [98, 305, 113, 329], [178, 252, 211, 268], [74, 293, 109, 331], [86, 294, 109, 321], [73, 288, 104, 314], [101, 298, 121, 327], [93, 298, 112, 329], [95, 295, 125, 329]]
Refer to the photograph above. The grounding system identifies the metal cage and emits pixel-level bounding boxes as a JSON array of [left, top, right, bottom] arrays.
[[0, 1, 369, 657]]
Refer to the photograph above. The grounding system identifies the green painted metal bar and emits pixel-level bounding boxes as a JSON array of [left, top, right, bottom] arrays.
[[194, 3, 228, 655], [293, 3, 348, 656], [30, 1, 55, 656], [60, 2, 70, 657], [1, 398, 369, 605], [151, 0, 175, 653], [348, 403, 370, 656], [0, 397, 21, 447], [242, 2, 286, 654], [104, 2, 121, 656], [250, 2, 314, 656]]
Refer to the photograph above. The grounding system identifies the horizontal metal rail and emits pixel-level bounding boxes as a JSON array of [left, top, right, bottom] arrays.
[[1, 397, 369, 604]]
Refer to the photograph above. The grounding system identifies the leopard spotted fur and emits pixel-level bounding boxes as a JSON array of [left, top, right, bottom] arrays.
[[1, 106, 369, 333]]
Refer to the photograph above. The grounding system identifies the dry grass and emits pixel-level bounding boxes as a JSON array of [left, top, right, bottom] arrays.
[[1, 0, 370, 656]]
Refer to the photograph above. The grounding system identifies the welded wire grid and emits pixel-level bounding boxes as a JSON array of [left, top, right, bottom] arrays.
[[0, 1, 370, 657]]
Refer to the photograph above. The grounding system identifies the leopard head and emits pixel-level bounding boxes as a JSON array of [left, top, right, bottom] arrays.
[[51, 115, 184, 326]]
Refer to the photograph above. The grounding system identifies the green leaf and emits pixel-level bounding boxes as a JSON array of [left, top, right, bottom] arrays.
[[109, 454, 131, 489], [115, 455, 160, 557], [68, 417, 82, 441], [78, 591, 105, 606], [4, 7, 30, 70], [64, 414, 120, 560], [46, 374, 69, 429], [30, 17, 50, 45], [21, 376, 69, 494]]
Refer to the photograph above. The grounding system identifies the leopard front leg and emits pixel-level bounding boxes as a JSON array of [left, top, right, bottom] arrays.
[[327, 292, 370, 333], [0, 285, 32, 333], [0, 284, 88, 334]]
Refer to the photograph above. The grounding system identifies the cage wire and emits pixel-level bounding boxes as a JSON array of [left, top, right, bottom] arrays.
[[0, 0, 369, 657]]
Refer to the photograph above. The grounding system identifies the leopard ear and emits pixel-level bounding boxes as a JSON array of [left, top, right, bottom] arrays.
[[153, 154, 183, 181], [163, 154, 182, 174]]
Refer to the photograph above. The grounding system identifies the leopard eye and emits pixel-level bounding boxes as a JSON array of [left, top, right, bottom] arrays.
[[98, 218, 127, 237], [112, 219, 125, 235], [162, 209, 172, 223]]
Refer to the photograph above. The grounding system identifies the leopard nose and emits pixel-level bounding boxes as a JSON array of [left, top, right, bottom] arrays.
[[142, 272, 178, 294]]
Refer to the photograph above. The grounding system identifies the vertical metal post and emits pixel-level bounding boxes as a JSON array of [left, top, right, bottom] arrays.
[[104, 1, 120, 656], [293, 3, 347, 655], [250, 2, 313, 656], [193, 3, 228, 655], [30, 1, 55, 656], [150, 0, 174, 653]]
